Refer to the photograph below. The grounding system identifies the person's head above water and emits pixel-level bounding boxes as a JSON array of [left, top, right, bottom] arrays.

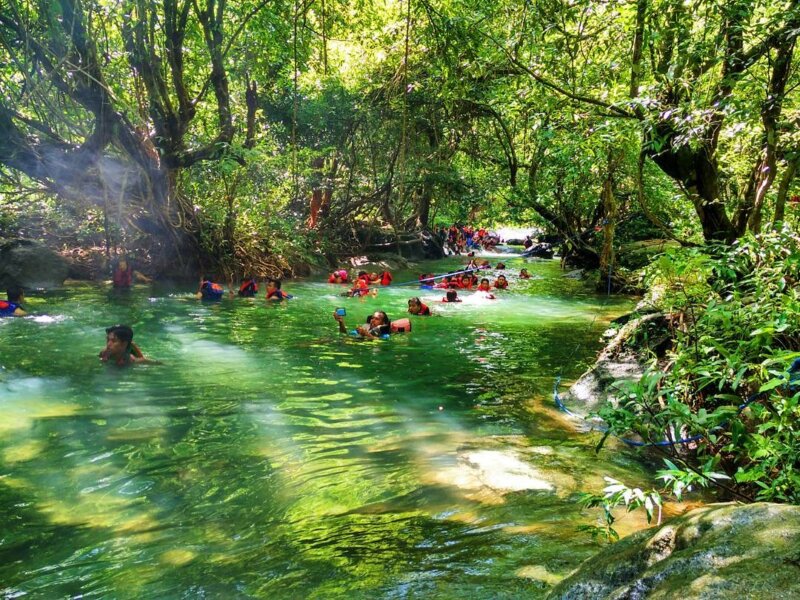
[[445, 290, 460, 302], [407, 297, 424, 314], [367, 310, 390, 327], [105, 324, 134, 355]]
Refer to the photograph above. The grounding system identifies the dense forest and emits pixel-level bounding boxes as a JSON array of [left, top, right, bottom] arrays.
[[1, 0, 798, 276], [2, 1, 800, 508]]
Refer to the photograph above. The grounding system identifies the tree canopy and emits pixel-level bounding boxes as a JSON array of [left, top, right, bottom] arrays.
[[1, 0, 799, 273]]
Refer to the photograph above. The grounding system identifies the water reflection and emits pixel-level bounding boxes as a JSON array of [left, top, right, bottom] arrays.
[[0, 257, 655, 597]]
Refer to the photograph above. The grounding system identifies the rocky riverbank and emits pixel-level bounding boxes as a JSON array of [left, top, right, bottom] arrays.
[[548, 502, 800, 599]]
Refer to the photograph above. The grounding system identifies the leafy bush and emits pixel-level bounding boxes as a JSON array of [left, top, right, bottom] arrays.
[[597, 229, 800, 504]]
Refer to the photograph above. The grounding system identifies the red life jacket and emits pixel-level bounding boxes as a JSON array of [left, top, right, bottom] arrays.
[[113, 265, 133, 287], [380, 271, 393, 285], [239, 279, 258, 296]]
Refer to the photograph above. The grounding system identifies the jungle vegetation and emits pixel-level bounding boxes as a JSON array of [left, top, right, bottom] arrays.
[[1, 0, 800, 507], [0, 0, 798, 274]]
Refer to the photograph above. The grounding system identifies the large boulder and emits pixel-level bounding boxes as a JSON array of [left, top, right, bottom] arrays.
[[548, 502, 800, 599], [0, 240, 69, 289]]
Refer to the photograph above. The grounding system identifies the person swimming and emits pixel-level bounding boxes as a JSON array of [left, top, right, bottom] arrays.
[[407, 297, 431, 315], [493, 274, 509, 289], [266, 278, 292, 301], [442, 290, 462, 303], [333, 310, 392, 339], [367, 271, 393, 285], [99, 324, 159, 366], [328, 269, 349, 284], [347, 276, 370, 297], [238, 277, 258, 297], [197, 276, 227, 300], [112, 256, 151, 288], [519, 268, 531, 279], [476, 278, 492, 292]]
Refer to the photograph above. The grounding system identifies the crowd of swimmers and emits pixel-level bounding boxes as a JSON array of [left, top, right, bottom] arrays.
[[434, 224, 502, 255], [1, 254, 534, 361]]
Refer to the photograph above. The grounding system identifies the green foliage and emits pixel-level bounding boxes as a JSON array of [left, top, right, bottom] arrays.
[[578, 477, 662, 543], [597, 230, 800, 503]]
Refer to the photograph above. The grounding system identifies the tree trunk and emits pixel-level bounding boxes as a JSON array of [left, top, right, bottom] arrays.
[[773, 155, 800, 228]]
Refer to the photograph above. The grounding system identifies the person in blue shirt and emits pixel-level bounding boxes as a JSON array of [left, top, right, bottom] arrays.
[[0, 286, 27, 317]]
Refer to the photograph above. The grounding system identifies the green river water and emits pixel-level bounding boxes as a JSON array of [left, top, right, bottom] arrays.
[[0, 254, 656, 598]]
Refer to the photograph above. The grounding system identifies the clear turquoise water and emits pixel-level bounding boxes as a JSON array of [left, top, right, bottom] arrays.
[[0, 255, 649, 598]]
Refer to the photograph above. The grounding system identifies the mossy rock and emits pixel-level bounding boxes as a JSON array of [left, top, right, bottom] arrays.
[[548, 502, 800, 599]]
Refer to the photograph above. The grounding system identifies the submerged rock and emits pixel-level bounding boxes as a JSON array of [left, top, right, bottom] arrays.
[[559, 314, 665, 418], [548, 502, 800, 599]]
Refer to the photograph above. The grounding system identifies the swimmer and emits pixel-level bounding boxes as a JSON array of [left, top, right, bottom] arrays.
[[347, 277, 370, 297], [476, 278, 492, 292], [238, 277, 258, 297], [328, 269, 349, 284], [493, 274, 509, 290], [442, 290, 462, 303], [334, 310, 392, 339], [407, 297, 431, 315], [519, 268, 531, 279], [459, 274, 474, 290], [495, 262, 506, 270], [196, 276, 229, 300], [266, 278, 292, 301], [99, 324, 160, 366], [112, 255, 151, 288]]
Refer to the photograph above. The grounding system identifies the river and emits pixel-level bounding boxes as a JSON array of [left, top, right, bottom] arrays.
[[0, 253, 657, 598]]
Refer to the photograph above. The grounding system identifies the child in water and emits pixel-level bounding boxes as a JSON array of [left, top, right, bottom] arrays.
[[99, 325, 159, 366], [519, 268, 531, 279]]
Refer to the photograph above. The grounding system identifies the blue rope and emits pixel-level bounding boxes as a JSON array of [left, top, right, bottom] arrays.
[[552, 376, 763, 448]]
